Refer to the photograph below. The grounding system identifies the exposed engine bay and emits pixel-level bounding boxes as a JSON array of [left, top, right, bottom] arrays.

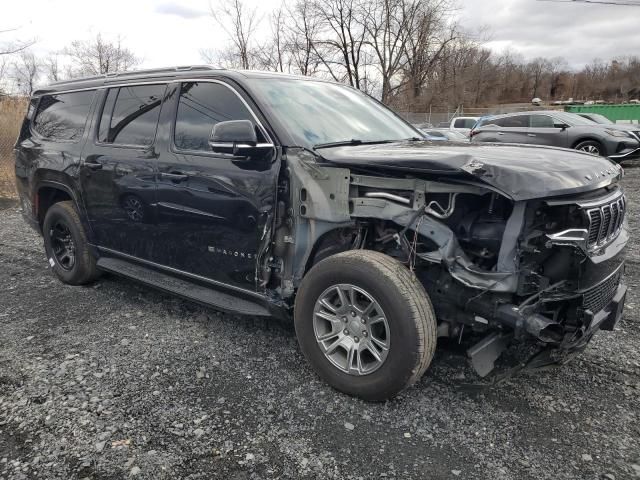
[[264, 148, 628, 376]]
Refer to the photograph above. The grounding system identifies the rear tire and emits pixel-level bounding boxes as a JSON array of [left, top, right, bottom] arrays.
[[574, 140, 604, 156], [43, 201, 100, 285], [294, 250, 437, 401]]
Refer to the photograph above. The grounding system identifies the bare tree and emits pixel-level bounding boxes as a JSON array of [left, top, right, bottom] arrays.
[[208, 0, 260, 69], [64, 34, 139, 76], [43, 53, 63, 82], [363, 0, 421, 102], [286, 0, 324, 76], [0, 27, 35, 56], [255, 6, 289, 72], [12, 50, 40, 95], [403, 1, 459, 101], [311, 0, 369, 88]]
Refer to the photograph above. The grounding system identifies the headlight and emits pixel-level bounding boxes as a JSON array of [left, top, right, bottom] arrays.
[[605, 129, 631, 138]]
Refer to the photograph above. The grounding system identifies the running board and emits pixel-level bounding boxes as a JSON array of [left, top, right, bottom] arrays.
[[96, 257, 271, 317]]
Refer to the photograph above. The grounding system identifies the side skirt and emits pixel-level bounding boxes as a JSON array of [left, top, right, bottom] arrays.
[[96, 256, 278, 318]]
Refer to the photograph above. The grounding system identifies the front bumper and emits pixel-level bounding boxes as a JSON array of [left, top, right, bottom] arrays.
[[609, 147, 640, 161], [585, 282, 626, 333]]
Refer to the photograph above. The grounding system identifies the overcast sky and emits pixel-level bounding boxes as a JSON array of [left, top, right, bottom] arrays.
[[1, 0, 639, 70]]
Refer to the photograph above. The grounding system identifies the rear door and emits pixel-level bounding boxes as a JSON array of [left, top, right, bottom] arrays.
[[79, 84, 167, 259], [496, 115, 531, 144], [152, 80, 279, 289], [527, 114, 569, 147]]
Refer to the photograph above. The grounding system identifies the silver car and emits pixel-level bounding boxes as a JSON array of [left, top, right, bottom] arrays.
[[471, 111, 640, 162]]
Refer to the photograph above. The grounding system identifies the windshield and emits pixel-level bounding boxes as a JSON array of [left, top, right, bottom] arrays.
[[587, 113, 613, 124], [555, 111, 600, 126], [248, 78, 419, 149]]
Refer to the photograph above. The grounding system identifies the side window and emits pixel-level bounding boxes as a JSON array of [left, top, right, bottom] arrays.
[[529, 115, 555, 128], [174, 82, 263, 152], [98, 84, 165, 146], [496, 115, 529, 128], [33, 91, 95, 142]]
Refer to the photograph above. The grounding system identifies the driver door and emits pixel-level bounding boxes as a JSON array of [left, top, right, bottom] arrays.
[[152, 81, 278, 290]]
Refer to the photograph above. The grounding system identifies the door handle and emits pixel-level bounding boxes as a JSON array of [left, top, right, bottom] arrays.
[[497, 132, 505, 136], [84, 161, 103, 170], [161, 172, 189, 182], [527, 134, 537, 137]]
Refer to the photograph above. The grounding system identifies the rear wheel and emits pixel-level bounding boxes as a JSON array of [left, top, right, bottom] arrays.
[[43, 201, 100, 285], [294, 250, 437, 401], [575, 140, 604, 156]]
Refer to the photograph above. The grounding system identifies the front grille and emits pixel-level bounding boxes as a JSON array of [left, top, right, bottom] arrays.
[[582, 267, 622, 314], [586, 195, 625, 249]]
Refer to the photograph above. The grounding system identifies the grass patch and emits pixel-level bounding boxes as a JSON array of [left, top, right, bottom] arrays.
[[0, 97, 28, 199]]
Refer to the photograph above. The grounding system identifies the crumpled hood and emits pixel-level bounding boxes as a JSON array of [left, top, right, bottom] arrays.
[[317, 141, 623, 200]]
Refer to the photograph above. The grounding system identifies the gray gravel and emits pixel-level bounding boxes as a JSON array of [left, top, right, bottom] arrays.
[[1, 168, 640, 480]]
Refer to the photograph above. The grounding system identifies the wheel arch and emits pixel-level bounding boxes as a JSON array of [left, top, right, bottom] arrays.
[[571, 137, 604, 150], [32, 171, 95, 244]]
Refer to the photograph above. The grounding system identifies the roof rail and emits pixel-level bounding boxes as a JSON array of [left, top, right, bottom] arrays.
[[50, 65, 223, 86], [104, 65, 222, 78]]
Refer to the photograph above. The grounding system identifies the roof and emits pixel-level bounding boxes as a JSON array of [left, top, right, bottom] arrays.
[[485, 110, 568, 119], [33, 65, 330, 95]]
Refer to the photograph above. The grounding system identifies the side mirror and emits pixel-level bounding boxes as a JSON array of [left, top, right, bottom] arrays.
[[209, 119, 257, 154], [209, 120, 275, 160], [555, 123, 569, 130]]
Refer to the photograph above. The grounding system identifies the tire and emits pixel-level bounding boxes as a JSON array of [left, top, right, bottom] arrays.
[[574, 140, 604, 156], [294, 250, 437, 401], [42, 201, 100, 285]]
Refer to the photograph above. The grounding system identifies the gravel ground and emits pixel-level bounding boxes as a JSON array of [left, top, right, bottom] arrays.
[[1, 170, 640, 480]]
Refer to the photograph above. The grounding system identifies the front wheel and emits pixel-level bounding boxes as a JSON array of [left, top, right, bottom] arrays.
[[294, 250, 437, 401], [575, 140, 604, 156]]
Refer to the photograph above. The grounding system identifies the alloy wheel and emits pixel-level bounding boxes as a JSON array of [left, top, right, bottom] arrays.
[[313, 283, 390, 376], [578, 144, 600, 155], [49, 221, 76, 270]]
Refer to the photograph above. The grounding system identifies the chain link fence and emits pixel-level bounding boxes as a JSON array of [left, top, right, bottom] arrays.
[[0, 96, 26, 200]]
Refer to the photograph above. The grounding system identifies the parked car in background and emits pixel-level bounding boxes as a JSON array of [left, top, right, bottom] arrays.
[[422, 129, 469, 141], [449, 116, 479, 136], [576, 112, 614, 125], [471, 110, 640, 161]]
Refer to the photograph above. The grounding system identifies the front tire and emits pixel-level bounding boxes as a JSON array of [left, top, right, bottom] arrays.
[[43, 201, 100, 285], [575, 140, 604, 156], [294, 250, 437, 401]]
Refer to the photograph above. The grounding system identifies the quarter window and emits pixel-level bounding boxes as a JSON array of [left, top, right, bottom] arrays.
[[33, 91, 95, 142], [174, 82, 261, 152], [98, 85, 166, 146], [495, 115, 529, 128]]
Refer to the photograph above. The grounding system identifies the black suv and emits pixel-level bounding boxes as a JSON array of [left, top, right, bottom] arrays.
[[15, 67, 628, 400]]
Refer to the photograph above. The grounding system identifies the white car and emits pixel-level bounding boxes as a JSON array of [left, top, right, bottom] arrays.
[[449, 116, 479, 136]]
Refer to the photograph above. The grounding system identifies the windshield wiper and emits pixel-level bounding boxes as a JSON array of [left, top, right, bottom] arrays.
[[313, 139, 395, 150]]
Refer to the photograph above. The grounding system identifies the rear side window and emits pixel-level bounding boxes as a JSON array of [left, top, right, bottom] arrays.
[[174, 82, 261, 152], [98, 85, 166, 146], [495, 115, 529, 128], [33, 91, 95, 142]]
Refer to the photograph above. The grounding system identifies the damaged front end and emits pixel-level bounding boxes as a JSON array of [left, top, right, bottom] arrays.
[[266, 146, 628, 377]]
